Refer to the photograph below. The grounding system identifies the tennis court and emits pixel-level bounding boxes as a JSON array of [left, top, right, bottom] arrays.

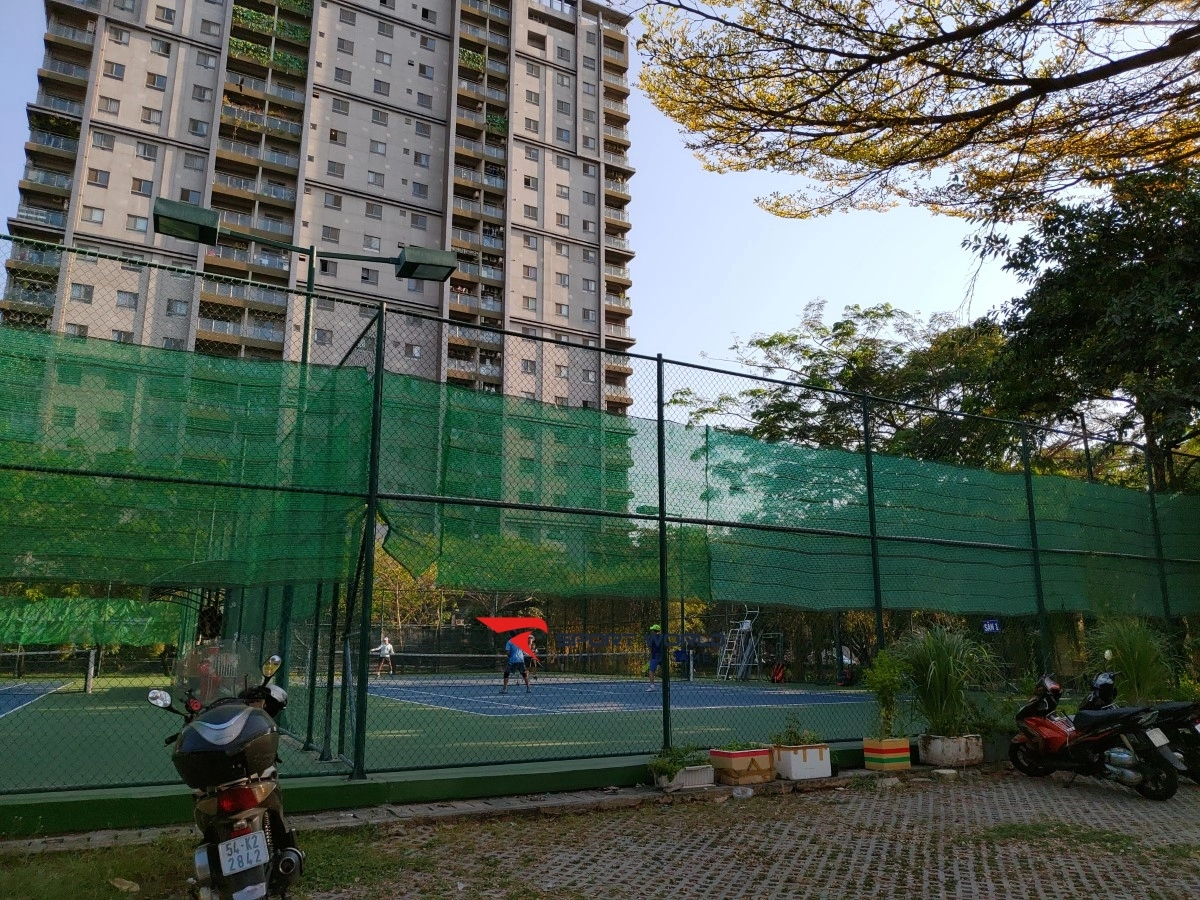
[[0, 680, 69, 718]]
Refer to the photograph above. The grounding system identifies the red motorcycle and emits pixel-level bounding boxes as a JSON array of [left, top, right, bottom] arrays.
[[1009, 674, 1184, 801]]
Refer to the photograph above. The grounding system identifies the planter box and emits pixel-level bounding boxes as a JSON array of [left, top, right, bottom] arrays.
[[863, 737, 911, 771], [654, 764, 714, 792], [773, 744, 832, 781], [918, 734, 983, 767], [709, 747, 774, 786]]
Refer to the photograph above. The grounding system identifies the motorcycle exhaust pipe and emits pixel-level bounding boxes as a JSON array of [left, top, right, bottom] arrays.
[[275, 847, 305, 883], [1104, 764, 1144, 786], [193, 846, 213, 887]]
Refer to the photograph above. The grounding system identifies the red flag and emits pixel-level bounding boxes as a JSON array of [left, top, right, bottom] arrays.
[[478, 616, 548, 634], [509, 630, 540, 661]]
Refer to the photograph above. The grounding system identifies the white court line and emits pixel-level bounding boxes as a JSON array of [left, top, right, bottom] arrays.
[[0, 682, 67, 718]]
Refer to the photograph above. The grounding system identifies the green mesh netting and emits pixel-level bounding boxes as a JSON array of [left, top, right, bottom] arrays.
[[0, 597, 181, 644]]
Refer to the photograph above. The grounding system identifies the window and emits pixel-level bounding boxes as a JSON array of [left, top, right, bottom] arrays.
[[525, 146, 540, 161], [192, 85, 213, 102], [163, 337, 185, 351], [365, 201, 383, 219], [523, 234, 538, 249], [339, 9, 356, 24], [377, 50, 392, 65], [86, 168, 109, 187], [188, 119, 209, 137], [521, 359, 537, 374], [334, 68, 351, 84], [421, 8, 437, 24], [103, 61, 125, 80], [332, 98, 350, 115], [555, 302, 569, 316], [415, 120, 430, 137], [522, 296, 537, 310], [582, 308, 596, 321], [126, 215, 149, 233], [131, 177, 153, 196], [556, 155, 570, 170], [583, 278, 597, 293], [200, 19, 220, 36], [337, 38, 354, 54], [64, 323, 88, 338], [583, 368, 597, 382], [556, 72, 571, 87], [523, 265, 537, 280], [108, 25, 129, 44], [97, 96, 119, 115], [319, 259, 338, 276], [111, 330, 134, 344], [523, 205, 538, 220], [528, 32, 546, 50], [379, 21, 394, 38], [136, 142, 159, 160], [582, 220, 596, 233], [557, 184, 570, 199], [418, 62, 435, 79], [155, 6, 175, 24], [582, 248, 597, 262], [321, 226, 340, 243], [113, 0, 135, 9], [412, 181, 428, 198], [583, 163, 597, 177], [583, 337, 598, 347], [555, 241, 569, 257], [524, 118, 539, 134], [411, 213, 428, 230], [554, 396, 568, 407], [373, 79, 390, 96], [420, 36, 435, 51], [373, 109, 389, 126], [583, 56, 596, 70], [82, 206, 104, 223], [404, 343, 422, 358], [329, 129, 347, 146], [582, 81, 596, 96], [368, 170, 385, 187], [327, 161, 345, 178], [558, 47, 572, 62], [151, 37, 171, 56], [324, 192, 342, 210], [413, 151, 430, 167], [197, 51, 217, 69], [116, 290, 139, 310], [363, 235, 381, 252], [314, 328, 333, 345], [583, 191, 596, 205], [587, 31, 596, 44], [167, 299, 189, 316], [361, 267, 379, 285], [407, 278, 425, 292], [556, 273, 570, 287], [369, 139, 386, 155], [92, 132, 114, 151], [416, 92, 432, 108], [556, 213, 569, 228], [556, 127, 571, 143], [524, 175, 539, 190], [556, 99, 571, 115], [582, 136, 597, 150], [179, 188, 201, 204], [583, 109, 597, 123], [141, 107, 162, 125], [70, 283, 94, 303]]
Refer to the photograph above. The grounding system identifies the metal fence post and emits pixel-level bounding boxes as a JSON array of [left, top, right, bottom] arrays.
[[303, 582, 323, 751], [861, 394, 885, 650], [1020, 426, 1052, 672], [318, 583, 340, 762], [1145, 451, 1173, 624], [656, 353, 671, 751], [299, 247, 315, 368]]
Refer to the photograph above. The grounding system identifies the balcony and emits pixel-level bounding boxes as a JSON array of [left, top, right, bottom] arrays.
[[452, 227, 480, 246], [447, 357, 478, 374], [604, 352, 632, 370], [42, 56, 89, 81], [264, 147, 300, 168], [483, 202, 504, 219], [486, 58, 508, 76], [532, 0, 576, 17], [456, 106, 486, 126], [206, 245, 251, 263], [29, 130, 79, 154], [11, 246, 63, 269], [604, 264, 631, 280], [603, 124, 630, 142], [486, 86, 508, 103], [603, 99, 630, 116], [604, 382, 632, 400], [603, 206, 630, 223], [47, 21, 95, 45], [252, 252, 289, 271], [457, 78, 485, 99], [34, 93, 84, 117], [2, 286, 57, 308], [245, 323, 285, 342], [22, 167, 72, 191], [454, 165, 483, 184], [603, 152, 635, 172], [15, 205, 67, 228], [203, 279, 289, 307], [602, 46, 626, 62], [483, 142, 506, 161], [481, 264, 503, 280], [214, 171, 258, 193], [605, 323, 633, 341], [604, 293, 632, 310], [198, 316, 242, 337], [57, 0, 100, 9], [482, 233, 504, 250], [479, 363, 502, 378], [453, 197, 482, 215], [602, 71, 629, 91], [218, 137, 262, 160], [448, 324, 502, 345]]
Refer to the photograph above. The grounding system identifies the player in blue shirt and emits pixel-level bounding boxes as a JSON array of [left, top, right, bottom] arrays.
[[647, 624, 665, 691], [500, 636, 532, 694]]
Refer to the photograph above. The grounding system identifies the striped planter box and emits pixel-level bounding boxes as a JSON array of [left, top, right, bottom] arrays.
[[709, 747, 774, 785], [863, 737, 911, 771]]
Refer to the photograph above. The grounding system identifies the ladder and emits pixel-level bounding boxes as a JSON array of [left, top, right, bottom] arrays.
[[717, 607, 760, 680]]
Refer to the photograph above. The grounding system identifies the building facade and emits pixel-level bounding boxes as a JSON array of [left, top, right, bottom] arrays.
[[4, 0, 634, 412]]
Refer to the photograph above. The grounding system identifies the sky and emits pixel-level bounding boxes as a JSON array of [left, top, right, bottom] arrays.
[[0, 4, 1024, 368]]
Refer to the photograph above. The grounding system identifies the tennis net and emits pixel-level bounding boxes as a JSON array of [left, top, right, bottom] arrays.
[[0, 649, 93, 692]]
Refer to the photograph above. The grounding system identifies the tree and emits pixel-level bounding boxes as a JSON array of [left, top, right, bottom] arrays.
[[995, 168, 1200, 489], [638, 1, 1200, 220]]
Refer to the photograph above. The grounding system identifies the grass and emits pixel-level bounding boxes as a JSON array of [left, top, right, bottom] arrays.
[[961, 820, 1200, 864]]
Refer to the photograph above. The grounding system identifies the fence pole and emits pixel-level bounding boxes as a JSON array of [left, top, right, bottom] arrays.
[[299, 246, 315, 368], [1020, 426, 1053, 672], [861, 395, 886, 650], [352, 307, 387, 779], [656, 353, 671, 751], [1145, 451, 1174, 624], [303, 582, 323, 750], [318, 583, 341, 762]]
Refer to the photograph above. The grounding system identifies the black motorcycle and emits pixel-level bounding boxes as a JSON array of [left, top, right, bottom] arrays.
[[149, 641, 304, 899]]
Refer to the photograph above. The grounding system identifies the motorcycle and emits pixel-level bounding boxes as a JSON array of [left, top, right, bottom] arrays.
[[1009, 673, 1184, 801], [149, 641, 305, 899]]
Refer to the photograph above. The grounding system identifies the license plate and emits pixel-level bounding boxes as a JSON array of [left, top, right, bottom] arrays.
[[1194, 723, 1200, 736], [218, 831, 268, 876], [1146, 727, 1169, 747]]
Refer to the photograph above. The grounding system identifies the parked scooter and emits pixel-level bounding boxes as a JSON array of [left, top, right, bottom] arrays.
[[1009, 673, 1184, 800], [149, 641, 304, 899]]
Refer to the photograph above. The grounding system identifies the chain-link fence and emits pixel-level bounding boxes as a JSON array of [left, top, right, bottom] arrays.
[[2, 235, 1199, 793]]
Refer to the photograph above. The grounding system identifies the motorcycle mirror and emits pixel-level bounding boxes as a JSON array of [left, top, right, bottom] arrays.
[[261, 655, 282, 680], [148, 689, 174, 708], [1104, 649, 1114, 662]]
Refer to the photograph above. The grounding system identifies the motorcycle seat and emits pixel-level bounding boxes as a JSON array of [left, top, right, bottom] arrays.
[[1152, 701, 1200, 724], [1073, 706, 1145, 733]]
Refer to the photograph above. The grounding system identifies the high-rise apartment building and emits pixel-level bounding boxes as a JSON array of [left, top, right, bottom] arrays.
[[5, 0, 634, 412]]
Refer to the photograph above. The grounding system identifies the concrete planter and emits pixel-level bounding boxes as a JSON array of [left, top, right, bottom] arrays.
[[772, 744, 832, 780], [918, 734, 983, 767], [654, 764, 715, 792], [863, 737, 911, 771], [709, 747, 774, 786]]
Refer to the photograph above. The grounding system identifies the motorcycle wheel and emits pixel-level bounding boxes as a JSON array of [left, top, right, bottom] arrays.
[[1135, 759, 1178, 801], [1008, 740, 1054, 777]]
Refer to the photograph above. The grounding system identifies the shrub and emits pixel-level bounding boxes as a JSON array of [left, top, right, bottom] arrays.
[[1086, 618, 1174, 705], [769, 713, 823, 746], [863, 649, 908, 739], [893, 627, 997, 736], [647, 745, 710, 780]]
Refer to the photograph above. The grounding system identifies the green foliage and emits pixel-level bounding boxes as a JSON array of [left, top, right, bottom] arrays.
[[486, 113, 508, 134], [716, 741, 765, 752], [769, 713, 823, 746], [277, 0, 313, 13], [459, 48, 486, 72], [228, 37, 270, 64], [893, 627, 998, 736], [272, 49, 307, 75], [232, 6, 273, 32], [1086, 618, 1175, 704], [647, 745, 710, 780], [862, 649, 908, 740]]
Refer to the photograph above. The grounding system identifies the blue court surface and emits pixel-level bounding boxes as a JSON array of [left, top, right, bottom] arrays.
[[367, 675, 871, 717], [0, 680, 69, 718]]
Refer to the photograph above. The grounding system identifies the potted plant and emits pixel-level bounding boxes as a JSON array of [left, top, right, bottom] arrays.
[[769, 714, 832, 780], [893, 626, 996, 767], [647, 746, 714, 792], [709, 741, 774, 786], [861, 649, 911, 770]]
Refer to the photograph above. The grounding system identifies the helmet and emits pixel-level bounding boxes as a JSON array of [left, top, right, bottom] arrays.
[[649, 624, 661, 632]]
